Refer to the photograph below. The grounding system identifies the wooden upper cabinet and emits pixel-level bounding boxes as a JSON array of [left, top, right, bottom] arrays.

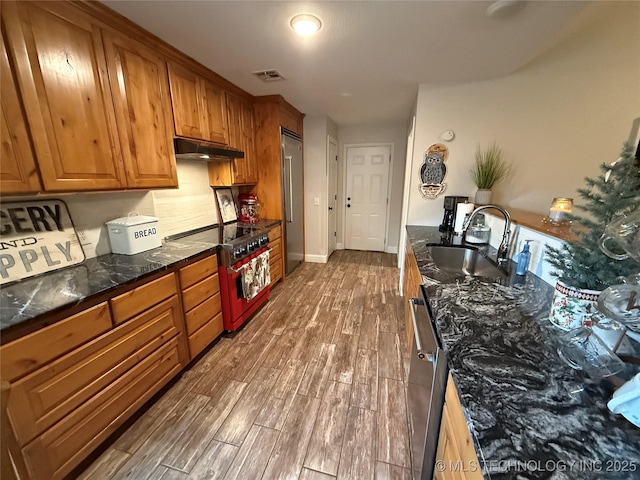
[[280, 107, 303, 136], [0, 32, 42, 194], [202, 80, 229, 145], [241, 99, 258, 184], [207, 93, 257, 187], [225, 93, 248, 184], [2, 1, 126, 192], [168, 62, 228, 145], [102, 29, 178, 188], [167, 62, 205, 140]]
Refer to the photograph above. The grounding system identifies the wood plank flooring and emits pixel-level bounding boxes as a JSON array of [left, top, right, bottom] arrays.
[[79, 250, 411, 480]]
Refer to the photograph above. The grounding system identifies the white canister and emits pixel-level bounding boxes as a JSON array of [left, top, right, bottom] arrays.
[[106, 213, 161, 255]]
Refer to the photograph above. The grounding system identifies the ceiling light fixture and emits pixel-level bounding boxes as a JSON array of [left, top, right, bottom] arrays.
[[290, 14, 322, 36], [486, 0, 526, 19]]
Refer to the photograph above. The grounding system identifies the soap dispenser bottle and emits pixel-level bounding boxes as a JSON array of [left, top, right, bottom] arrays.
[[516, 240, 532, 276]]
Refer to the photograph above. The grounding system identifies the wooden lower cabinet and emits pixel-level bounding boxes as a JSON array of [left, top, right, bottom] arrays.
[[403, 236, 421, 352], [269, 225, 283, 284], [0, 271, 192, 480], [23, 338, 181, 480], [178, 254, 224, 359], [434, 375, 483, 480]]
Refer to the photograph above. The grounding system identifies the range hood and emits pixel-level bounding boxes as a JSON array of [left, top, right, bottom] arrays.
[[173, 138, 244, 161]]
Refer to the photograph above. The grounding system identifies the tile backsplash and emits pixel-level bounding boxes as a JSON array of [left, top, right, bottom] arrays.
[[3, 161, 221, 259], [483, 213, 565, 285]]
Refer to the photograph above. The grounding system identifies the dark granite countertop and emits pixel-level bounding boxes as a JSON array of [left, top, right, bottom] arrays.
[[407, 225, 640, 480], [0, 219, 281, 333]]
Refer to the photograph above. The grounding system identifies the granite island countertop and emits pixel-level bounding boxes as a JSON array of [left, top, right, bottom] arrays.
[[407, 225, 640, 480], [0, 220, 281, 334]]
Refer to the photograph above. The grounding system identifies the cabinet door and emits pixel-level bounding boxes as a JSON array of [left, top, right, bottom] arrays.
[[226, 93, 247, 184], [3, 1, 126, 191], [0, 32, 42, 194], [241, 99, 258, 183], [103, 30, 177, 188], [167, 62, 206, 140], [202, 80, 229, 145]]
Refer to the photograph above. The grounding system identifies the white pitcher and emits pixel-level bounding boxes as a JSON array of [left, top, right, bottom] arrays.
[[607, 373, 640, 428]]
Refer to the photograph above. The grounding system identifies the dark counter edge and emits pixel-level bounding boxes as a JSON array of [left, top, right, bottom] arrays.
[[0, 219, 281, 341]]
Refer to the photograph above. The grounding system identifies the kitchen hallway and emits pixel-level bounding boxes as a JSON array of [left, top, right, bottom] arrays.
[[78, 250, 413, 480]]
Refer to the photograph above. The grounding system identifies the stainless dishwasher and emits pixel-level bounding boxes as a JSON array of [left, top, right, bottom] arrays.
[[407, 285, 449, 480]]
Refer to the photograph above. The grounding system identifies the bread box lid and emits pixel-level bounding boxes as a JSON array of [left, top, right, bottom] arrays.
[[106, 212, 159, 227]]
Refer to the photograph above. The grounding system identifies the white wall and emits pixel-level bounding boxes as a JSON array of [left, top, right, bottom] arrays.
[[338, 123, 408, 253], [12, 161, 222, 259], [303, 115, 339, 262], [303, 115, 334, 263], [406, 1, 640, 227]]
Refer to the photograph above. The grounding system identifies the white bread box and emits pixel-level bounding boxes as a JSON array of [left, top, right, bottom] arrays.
[[106, 213, 161, 255]]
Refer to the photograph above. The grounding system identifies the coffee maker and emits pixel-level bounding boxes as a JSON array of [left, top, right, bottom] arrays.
[[439, 196, 469, 232]]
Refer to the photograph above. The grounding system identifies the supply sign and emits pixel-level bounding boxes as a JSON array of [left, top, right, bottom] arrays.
[[0, 199, 85, 285]]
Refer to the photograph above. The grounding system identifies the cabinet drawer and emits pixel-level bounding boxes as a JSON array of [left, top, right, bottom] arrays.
[[188, 312, 223, 359], [110, 274, 177, 325], [0, 303, 111, 383], [268, 225, 282, 242], [21, 337, 181, 480], [269, 237, 282, 259], [8, 296, 181, 445], [270, 259, 282, 284], [179, 255, 218, 290], [184, 292, 222, 335], [182, 274, 220, 312]]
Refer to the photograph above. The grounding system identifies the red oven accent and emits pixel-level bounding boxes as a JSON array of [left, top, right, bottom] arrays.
[[219, 247, 271, 332]]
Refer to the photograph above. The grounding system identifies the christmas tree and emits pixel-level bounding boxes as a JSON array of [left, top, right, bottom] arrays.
[[546, 141, 640, 291]]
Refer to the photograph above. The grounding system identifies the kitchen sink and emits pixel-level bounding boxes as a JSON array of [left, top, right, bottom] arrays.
[[425, 244, 507, 278]]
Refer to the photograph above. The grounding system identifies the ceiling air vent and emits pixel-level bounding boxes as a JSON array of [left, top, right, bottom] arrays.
[[252, 69, 286, 82]]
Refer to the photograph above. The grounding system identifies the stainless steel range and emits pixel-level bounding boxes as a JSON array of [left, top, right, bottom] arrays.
[[217, 223, 270, 267]]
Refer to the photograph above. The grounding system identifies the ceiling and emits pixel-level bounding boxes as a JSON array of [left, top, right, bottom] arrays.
[[102, 1, 594, 126]]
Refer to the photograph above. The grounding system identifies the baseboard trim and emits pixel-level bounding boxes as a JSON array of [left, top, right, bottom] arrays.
[[385, 246, 398, 254], [305, 254, 328, 263]]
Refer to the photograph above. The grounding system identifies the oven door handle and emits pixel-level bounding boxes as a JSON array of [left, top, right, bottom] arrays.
[[409, 297, 438, 362]]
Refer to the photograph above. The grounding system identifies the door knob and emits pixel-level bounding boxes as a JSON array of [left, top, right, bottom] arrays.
[[347, 204, 351, 208]]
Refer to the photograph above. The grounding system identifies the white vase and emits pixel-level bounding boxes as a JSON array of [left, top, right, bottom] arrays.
[[474, 189, 492, 205], [549, 281, 602, 331]]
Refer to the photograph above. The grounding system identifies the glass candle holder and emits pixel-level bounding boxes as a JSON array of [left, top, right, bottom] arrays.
[[548, 197, 573, 224]]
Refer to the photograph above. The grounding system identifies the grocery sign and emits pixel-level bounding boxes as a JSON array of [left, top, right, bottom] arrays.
[[0, 199, 85, 285]]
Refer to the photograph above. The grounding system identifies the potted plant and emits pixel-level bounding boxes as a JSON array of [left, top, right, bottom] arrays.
[[546, 141, 639, 330], [469, 142, 511, 204]]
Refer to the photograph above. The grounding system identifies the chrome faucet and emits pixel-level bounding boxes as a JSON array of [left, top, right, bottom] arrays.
[[462, 205, 512, 268]]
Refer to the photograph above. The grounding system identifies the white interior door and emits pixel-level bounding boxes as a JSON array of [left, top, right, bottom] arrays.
[[328, 137, 338, 256], [345, 145, 391, 251]]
